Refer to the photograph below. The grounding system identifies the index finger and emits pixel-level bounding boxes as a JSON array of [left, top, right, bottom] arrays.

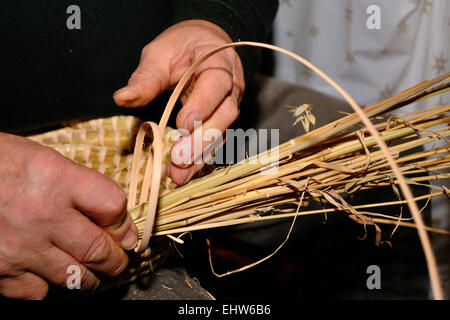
[[66, 162, 138, 250], [176, 51, 236, 132]]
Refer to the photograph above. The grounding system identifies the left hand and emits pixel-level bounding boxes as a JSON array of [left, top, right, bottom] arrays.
[[113, 19, 245, 185]]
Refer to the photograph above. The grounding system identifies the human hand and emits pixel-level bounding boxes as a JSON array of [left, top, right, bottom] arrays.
[[113, 19, 245, 185], [0, 133, 138, 299]]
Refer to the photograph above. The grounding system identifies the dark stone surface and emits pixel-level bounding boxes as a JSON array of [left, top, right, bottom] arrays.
[[93, 260, 214, 300]]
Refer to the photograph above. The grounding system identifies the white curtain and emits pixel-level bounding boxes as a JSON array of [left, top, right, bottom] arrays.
[[272, 0, 449, 296], [273, 0, 449, 106]]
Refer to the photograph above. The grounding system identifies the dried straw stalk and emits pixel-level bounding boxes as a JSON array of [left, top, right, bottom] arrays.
[[125, 42, 448, 299], [29, 42, 449, 298]]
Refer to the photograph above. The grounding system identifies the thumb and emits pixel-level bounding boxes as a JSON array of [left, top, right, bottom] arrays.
[[113, 45, 170, 108]]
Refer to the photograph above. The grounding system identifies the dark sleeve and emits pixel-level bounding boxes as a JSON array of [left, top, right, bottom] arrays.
[[170, 0, 279, 84]]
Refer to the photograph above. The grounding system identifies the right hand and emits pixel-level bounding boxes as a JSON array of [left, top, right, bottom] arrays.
[[0, 133, 138, 299]]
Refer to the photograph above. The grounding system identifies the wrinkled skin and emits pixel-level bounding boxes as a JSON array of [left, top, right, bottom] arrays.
[[114, 19, 245, 185], [0, 133, 137, 299], [0, 19, 244, 299]]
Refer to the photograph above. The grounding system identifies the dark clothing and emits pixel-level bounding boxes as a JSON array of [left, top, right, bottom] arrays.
[[0, 0, 278, 133]]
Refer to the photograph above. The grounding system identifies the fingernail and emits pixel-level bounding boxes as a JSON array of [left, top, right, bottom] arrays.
[[184, 112, 201, 132], [121, 228, 138, 250], [181, 167, 196, 185], [114, 87, 137, 102]]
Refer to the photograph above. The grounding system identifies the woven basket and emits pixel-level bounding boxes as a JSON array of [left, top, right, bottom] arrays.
[[28, 115, 179, 288]]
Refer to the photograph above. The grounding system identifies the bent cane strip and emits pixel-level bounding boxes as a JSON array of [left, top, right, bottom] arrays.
[[127, 42, 445, 299], [128, 122, 163, 253]]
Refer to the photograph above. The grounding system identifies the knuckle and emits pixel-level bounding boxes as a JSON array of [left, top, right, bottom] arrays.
[[78, 266, 100, 292], [104, 187, 127, 217], [25, 282, 48, 300], [0, 259, 20, 279], [129, 67, 163, 89], [0, 262, 10, 277], [141, 43, 153, 57], [81, 230, 128, 277], [235, 81, 245, 100], [26, 205, 54, 225], [81, 232, 111, 265], [23, 199, 57, 225], [128, 70, 144, 84], [227, 101, 240, 120], [110, 254, 128, 278], [18, 147, 71, 225], [33, 146, 65, 172], [0, 236, 33, 266], [29, 147, 68, 189]]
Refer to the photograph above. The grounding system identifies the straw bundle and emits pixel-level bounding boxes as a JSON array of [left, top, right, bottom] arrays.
[[28, 42, 449, 298]]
